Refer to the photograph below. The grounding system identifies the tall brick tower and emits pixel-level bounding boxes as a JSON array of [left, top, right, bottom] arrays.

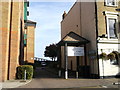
[[1, 0, 36, 82], [1, 0, 24, 81]]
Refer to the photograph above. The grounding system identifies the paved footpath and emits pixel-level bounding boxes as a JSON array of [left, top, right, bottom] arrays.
[[1, 67, 120, 89], [17, 67, 120, 89], [1, 79, 31, 89], [18, 78, 119, 88]]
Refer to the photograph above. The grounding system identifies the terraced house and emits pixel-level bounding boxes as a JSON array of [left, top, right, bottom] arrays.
[[58, 0, 120, 79], [1, 0, 36, 82]]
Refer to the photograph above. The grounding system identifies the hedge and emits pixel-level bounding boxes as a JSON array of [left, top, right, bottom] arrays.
[[16, 65, 33, 79]]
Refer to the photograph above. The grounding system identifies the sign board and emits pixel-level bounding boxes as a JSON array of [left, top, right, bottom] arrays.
[[88, 50, 97, 60], [68, 47, 84, 56]]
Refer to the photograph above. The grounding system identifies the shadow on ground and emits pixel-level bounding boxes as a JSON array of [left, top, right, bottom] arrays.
[[33, 67, 59, 78]]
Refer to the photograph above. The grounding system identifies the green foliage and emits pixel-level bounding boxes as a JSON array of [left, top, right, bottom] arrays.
[[99, 51, 120, 63], [107, 52, 116, 60], [24, 61, 36, 69], [99, 52, 107, 60], [44, 44, 57, 61], [16, 65, 33, 79]]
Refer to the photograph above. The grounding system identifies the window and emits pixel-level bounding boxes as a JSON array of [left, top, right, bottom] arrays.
[[106, 14, 118, 39], [24, 34, 27, 47], [105, 0, 117, 6], [110, 52, 119, 65], [108, 18, 117, 38], [110, 59, 118, 65]]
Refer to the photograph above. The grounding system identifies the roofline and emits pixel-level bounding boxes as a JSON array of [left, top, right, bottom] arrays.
[[62, 31, 90, 42], [61, 2, 77, 23], [26, 20, 36, 24], [25, 20, 37, 28], [57, 31, 90, 46]]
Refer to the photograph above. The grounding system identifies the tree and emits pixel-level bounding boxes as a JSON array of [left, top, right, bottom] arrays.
[[44, 44, 57, 61]]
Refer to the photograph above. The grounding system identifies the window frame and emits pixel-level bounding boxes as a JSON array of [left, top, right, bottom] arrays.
[[105, 0, 118, 7], [106, 14, 118, 39], [24, 34, 27, 47]]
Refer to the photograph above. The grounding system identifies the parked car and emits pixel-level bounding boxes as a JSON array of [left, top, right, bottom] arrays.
[[41, 62, 46, 67]]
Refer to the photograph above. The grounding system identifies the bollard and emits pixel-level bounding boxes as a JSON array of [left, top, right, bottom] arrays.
[[76, 71, 78, 79], [24, 70, 26, 81], [65, 70, 68, 79], [58, 70, 61, 77]]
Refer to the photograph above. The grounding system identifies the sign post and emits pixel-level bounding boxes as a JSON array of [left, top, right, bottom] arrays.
[[64, 46, 85, 79], [67, 47, 84, 79], [65, 43, 68, 79]]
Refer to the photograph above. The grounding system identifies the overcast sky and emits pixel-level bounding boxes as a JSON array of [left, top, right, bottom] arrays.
[[28, 1, 75, 60]]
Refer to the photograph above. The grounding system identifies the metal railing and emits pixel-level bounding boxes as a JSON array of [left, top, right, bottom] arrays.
[[33, 57, 51, 61]]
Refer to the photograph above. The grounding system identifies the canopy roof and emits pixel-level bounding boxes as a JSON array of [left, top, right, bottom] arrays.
[[57, 32, 90, 46]]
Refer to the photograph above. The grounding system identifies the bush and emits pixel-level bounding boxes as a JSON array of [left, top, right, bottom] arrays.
[[16, 65, 33, 79], [99, 52, 107, 60], [107, 52, 116, 60]]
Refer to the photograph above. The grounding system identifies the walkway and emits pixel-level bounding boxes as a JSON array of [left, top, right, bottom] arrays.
[[18, 67, 119, 89]]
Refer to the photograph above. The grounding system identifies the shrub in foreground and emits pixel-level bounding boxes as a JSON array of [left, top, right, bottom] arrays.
[[16, 65, 33, 79]]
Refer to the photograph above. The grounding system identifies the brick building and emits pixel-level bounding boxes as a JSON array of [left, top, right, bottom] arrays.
[[58, 0, 120, 78], [24, 20, 36, 64], [24, 1, 36, 64], [1, 0, 36, 81]]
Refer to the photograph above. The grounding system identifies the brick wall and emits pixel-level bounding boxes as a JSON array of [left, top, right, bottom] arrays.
[[1, 0, 24, 81], [26, 25, 35, 63], [97, 1, 118, 36], [61, 2, 97, 71], [1, 1, 11, 81]]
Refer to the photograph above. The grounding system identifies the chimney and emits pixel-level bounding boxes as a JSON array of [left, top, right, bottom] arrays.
[[62, 11, 67, 20]]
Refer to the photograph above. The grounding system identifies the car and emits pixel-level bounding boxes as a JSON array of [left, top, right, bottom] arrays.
[[41, 62, 46, 67]]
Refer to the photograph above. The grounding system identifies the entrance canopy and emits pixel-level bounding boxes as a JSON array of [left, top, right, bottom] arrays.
[[57, 31, 90, 46], [57, 32, 90, 79]]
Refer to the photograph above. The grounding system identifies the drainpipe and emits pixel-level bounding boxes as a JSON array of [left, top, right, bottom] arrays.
[[8, 0, 13, 80], [95, 0, 100, 78], [79, 0, 82, 36]]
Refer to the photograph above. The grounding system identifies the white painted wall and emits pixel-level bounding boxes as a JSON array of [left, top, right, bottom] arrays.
[[98, 40, 119, 77], [99, 59, 119, 76]]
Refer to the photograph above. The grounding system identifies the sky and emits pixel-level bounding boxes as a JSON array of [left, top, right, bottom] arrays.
[[28, 1, 75, 60]]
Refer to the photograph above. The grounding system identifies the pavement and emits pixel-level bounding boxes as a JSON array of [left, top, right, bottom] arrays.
[[19, 78, 119, 88], [1, 79, 31, 89], [1, 67, 120, 89]]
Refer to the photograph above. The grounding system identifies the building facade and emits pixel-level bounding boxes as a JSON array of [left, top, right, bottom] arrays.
[[24, 20, 36, 64], [24, 1, 36, 64], [60, 0, 120, 78], [1, 0, 36, 81], [97, 0, 119, 78]]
